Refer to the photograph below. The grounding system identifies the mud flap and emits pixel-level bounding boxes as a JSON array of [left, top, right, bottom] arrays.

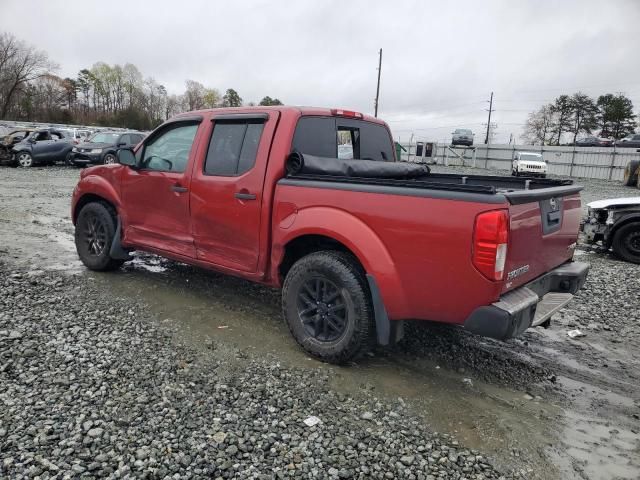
[[366, 274, 404, 345], [109, 219, 132, 261]]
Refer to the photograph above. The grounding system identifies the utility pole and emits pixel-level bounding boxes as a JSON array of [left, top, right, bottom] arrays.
[[484, 91, 494, 144], [374, 48, 382, 117]]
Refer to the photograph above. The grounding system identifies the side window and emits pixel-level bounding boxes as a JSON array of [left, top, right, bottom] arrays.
[[634, 135, 640, 141], [141, 123, 198, 173], [118, 134, 130, 145], [34, 131, 50, 142], [204, 121, 265, 176], [131, 134, 143, 144], [292, 117, 336, 157], [51, 132, 62, 140]]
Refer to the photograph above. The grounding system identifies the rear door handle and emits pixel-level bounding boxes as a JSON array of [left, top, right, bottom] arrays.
[[235, 192, 256, 200], [171, 184, 188, 193]]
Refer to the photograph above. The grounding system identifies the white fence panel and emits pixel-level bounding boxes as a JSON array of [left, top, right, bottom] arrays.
[[400, 142, 640, 182]]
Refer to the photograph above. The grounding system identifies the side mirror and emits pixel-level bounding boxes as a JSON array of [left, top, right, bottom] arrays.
[[28, 137, 36, 143], [117, 148, 137, 167]]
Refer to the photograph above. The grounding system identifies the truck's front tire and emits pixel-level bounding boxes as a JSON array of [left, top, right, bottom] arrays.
[[611, 222, 640, 264], [282, 251, 375, 364], [75, 202, 125, 271]]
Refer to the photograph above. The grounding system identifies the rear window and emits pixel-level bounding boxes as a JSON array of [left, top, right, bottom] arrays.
[[292, 116, 393, 162], [292, 117, 336, 158]]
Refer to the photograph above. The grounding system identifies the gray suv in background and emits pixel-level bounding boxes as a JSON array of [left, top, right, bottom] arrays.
[[451, 128, 474, 146]]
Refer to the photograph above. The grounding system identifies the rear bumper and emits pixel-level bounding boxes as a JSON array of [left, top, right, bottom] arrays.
[[464, 261, 589, 340]]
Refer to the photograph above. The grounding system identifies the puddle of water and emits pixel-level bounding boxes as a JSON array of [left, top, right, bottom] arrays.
[[130, 254, 168, 273]]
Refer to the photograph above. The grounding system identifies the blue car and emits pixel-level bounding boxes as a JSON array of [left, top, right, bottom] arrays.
[[12, 129, 75, 167]]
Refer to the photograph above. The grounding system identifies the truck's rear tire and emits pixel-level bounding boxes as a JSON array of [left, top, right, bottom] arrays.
[[611, 222, 640, 264], [623, 160, 640, 186], [282, 251, 375, 364], [75, 202, 125, 271]]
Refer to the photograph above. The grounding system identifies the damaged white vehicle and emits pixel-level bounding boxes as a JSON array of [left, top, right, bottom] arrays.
[[581, 197, 640, 263], [512, 152, 548, 178]]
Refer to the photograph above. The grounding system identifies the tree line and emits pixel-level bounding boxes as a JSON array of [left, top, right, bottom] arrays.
[[522, 91, 637, 145], [0, 32, 284, 131]]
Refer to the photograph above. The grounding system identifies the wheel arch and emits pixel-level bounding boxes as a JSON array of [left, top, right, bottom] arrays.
[[271, 206, 409, 320], [73, 192, 119, 225]]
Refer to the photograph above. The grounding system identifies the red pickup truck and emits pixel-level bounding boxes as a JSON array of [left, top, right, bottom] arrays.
[[71, 106, 589, 364]]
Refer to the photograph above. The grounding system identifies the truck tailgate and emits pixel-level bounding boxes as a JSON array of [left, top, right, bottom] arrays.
[[502, 186, 583, 293]]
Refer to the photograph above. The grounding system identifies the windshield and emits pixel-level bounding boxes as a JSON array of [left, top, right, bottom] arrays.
[[88, 132, 120, 143], [455, 129, 472, 135]]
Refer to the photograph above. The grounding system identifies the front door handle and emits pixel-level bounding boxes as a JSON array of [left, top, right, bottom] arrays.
[[171, 184, 188, 193], [235, 191, 256, 200]]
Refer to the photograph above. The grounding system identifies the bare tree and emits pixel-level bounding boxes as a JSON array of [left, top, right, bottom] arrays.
[[521, 105, 556, 145], [165, 94, 184, 119], [184, 80, 206, 111], [0, 32, 56, 118]]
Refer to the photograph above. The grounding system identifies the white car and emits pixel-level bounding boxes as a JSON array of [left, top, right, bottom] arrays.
[[512, 152, 547, 178]]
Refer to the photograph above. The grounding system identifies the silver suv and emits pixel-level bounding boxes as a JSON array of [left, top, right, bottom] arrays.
[[452, 128, 474, 147]]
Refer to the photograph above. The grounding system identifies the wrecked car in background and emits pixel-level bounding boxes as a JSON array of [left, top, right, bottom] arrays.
[[0, 128, 36, 166], [12, 128, 75, 167], [582, 197, 640, 263]]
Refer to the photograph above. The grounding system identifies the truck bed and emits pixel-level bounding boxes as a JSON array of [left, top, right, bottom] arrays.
[[284, 171, 581, 204]]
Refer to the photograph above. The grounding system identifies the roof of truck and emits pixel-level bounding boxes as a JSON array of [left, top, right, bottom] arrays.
[[182, 106, 387, 126]]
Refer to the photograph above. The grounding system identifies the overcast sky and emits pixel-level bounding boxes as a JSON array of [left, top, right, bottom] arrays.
[[2, 0, 639, 143]]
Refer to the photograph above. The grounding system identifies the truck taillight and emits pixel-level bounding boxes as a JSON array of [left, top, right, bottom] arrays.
[[331, 108, 363, 119], [473, 210, 509, 281]]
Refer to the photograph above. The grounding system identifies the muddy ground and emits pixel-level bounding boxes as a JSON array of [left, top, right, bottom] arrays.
[[0, 165, 638, 479]]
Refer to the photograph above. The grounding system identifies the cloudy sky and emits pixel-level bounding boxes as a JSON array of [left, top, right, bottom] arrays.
[[2, 0, 639, 143]]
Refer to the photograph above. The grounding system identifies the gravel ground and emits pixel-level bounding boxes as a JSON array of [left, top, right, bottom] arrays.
[[1, 165, 639, 480], [0, 263, 506, 480]]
